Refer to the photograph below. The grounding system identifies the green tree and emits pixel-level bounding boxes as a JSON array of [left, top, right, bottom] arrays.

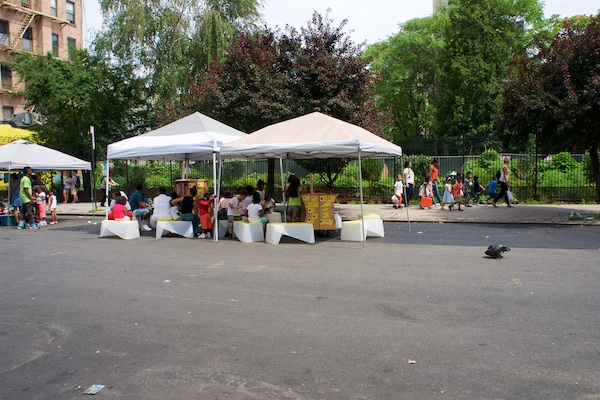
[[501, 14, 600, 200], [94, 0, 262, 106], [365, 14, 447, 141], [10, 50, 150, 160], [437, 0, 545, 148], [167, 12, 379, 192]]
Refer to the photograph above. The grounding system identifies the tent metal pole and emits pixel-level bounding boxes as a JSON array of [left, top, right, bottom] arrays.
[[358, 147, 366, 249], [105, 157, 110, 220], [279, 158, 286, 222], [212, 150, 218, 242]]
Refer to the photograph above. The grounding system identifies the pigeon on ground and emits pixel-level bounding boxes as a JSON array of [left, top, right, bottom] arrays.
[[485, 244, 510, 259]]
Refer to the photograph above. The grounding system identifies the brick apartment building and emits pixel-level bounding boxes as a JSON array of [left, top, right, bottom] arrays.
[[0, 0, 82, 125]]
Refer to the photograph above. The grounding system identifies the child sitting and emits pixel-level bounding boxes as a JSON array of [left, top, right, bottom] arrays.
[[111, 196, 133, 221]]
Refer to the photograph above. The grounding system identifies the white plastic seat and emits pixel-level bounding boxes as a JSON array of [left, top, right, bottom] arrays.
[[156, 220, 194, 239], [266, 211, 282, 224], [233, 221, 265, 243], [100, 220, 140, 240], [340, 216, 385, 241], [340, 220, 367, 241], [265, 223, 315, 245]]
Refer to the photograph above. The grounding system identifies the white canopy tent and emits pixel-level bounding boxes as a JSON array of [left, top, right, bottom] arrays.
[[106, 112, 247, 237], [107, 112, 247, 161], [220, 112, 409, 245], [0, 139, 92, 209], [0, 139, 92, 171]]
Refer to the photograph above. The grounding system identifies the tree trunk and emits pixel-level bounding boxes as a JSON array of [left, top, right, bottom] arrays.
[[589, 143, 600, 203]]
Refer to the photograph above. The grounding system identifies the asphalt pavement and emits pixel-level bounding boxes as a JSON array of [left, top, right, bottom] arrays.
[[1, 209, 599, 399], [56, 201, 600, 225]]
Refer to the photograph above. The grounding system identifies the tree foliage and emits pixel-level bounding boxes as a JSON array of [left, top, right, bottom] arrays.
[[501, 14, 600, 200], [94, 0, 262, 105], [367, 0, 548, 149], [10, 50, 150, 160], [160, 12, 381, 190]]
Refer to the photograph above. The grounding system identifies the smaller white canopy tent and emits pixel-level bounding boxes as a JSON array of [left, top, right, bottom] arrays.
[[0, 139, 92, 171], [107, 112, 247, 161], [106, 112, 247, 238], [220, 112, 409, 245]]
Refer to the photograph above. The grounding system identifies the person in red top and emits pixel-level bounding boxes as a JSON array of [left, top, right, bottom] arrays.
[[196, 192, 214, 238], [110, 196, 133, 220], [428, 159, 442, 204]]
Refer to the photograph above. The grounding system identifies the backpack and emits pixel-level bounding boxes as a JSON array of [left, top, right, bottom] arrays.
[[418, 182, 427, 197], [74, 174, 81, 189]]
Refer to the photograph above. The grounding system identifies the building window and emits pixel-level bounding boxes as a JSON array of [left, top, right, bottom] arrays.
[[2, 106, 14, 121], [1, 65, 12, 90], [67, 37, 76, 60], [52, 34, 59, 56], [0, 20, 8, 47], [21, 0, 31, 8], [66, 1, 75, 24], [22, 28, 33, 52], [51, 0, 57, 17]]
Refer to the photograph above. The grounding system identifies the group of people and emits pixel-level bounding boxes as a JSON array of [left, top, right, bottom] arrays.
[[106, 179, 277, 239], [392, 157, 514, 211], [9, 166, 59, 229]]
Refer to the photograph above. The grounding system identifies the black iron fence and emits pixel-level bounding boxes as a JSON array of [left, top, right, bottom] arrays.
[[98, 151, 597, 204]]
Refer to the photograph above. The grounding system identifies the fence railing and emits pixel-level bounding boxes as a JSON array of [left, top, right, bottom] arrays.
[[98, 152, 597, 203]]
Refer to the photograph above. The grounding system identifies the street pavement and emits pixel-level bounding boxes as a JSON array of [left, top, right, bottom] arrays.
[[1, 204, 599, 399], [57, 201, 600, 225]]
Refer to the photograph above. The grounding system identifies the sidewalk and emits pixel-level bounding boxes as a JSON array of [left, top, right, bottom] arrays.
[[57, 202, 600, 225]]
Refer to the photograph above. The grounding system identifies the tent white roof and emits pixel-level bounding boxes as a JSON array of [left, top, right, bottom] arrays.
[[220, 112, 402, 159], [0, 139, 91, 171], [107, 112, 247, 161]]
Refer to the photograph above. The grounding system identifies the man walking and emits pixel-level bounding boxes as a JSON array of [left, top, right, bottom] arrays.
[[18, 166, 38, 229]]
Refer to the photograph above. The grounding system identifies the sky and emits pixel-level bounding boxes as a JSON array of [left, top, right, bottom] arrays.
[[82, 0, 600, 48]]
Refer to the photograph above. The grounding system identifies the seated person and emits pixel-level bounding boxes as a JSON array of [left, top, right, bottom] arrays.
[[108, 189, 131, 220], [129, 184, 152, 231], [149, 186, 174, 228], [247, 192, 268, 224], [226, 188, 248, 238], [172, 187, 200, 236], [169, 192, 181, 220], [110, 196, 133, 221], [218, 190, 232, 220]]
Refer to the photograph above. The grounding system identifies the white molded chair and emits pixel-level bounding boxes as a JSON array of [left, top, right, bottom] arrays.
[[233, 221, 265, 243], [100, 220, 140, 240], [156, 220, 194, 239], [265, 223, 315, 245]]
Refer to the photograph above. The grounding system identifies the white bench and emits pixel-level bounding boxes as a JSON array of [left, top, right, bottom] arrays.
[[360, 214, 385, 238], [156, 220, 194, 239], [340, 215, 385, 241], [265, 223, 315, 245], [266, 211, 282, 224], [233, 221, 265, 243], [99, 220, 140, 240]]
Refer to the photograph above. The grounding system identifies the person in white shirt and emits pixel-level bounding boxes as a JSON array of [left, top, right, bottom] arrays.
[[150, 187, 174, 228], [247, 192, 268, 224], [226, 188, 248, 238], [402, 161, 415, 206]]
